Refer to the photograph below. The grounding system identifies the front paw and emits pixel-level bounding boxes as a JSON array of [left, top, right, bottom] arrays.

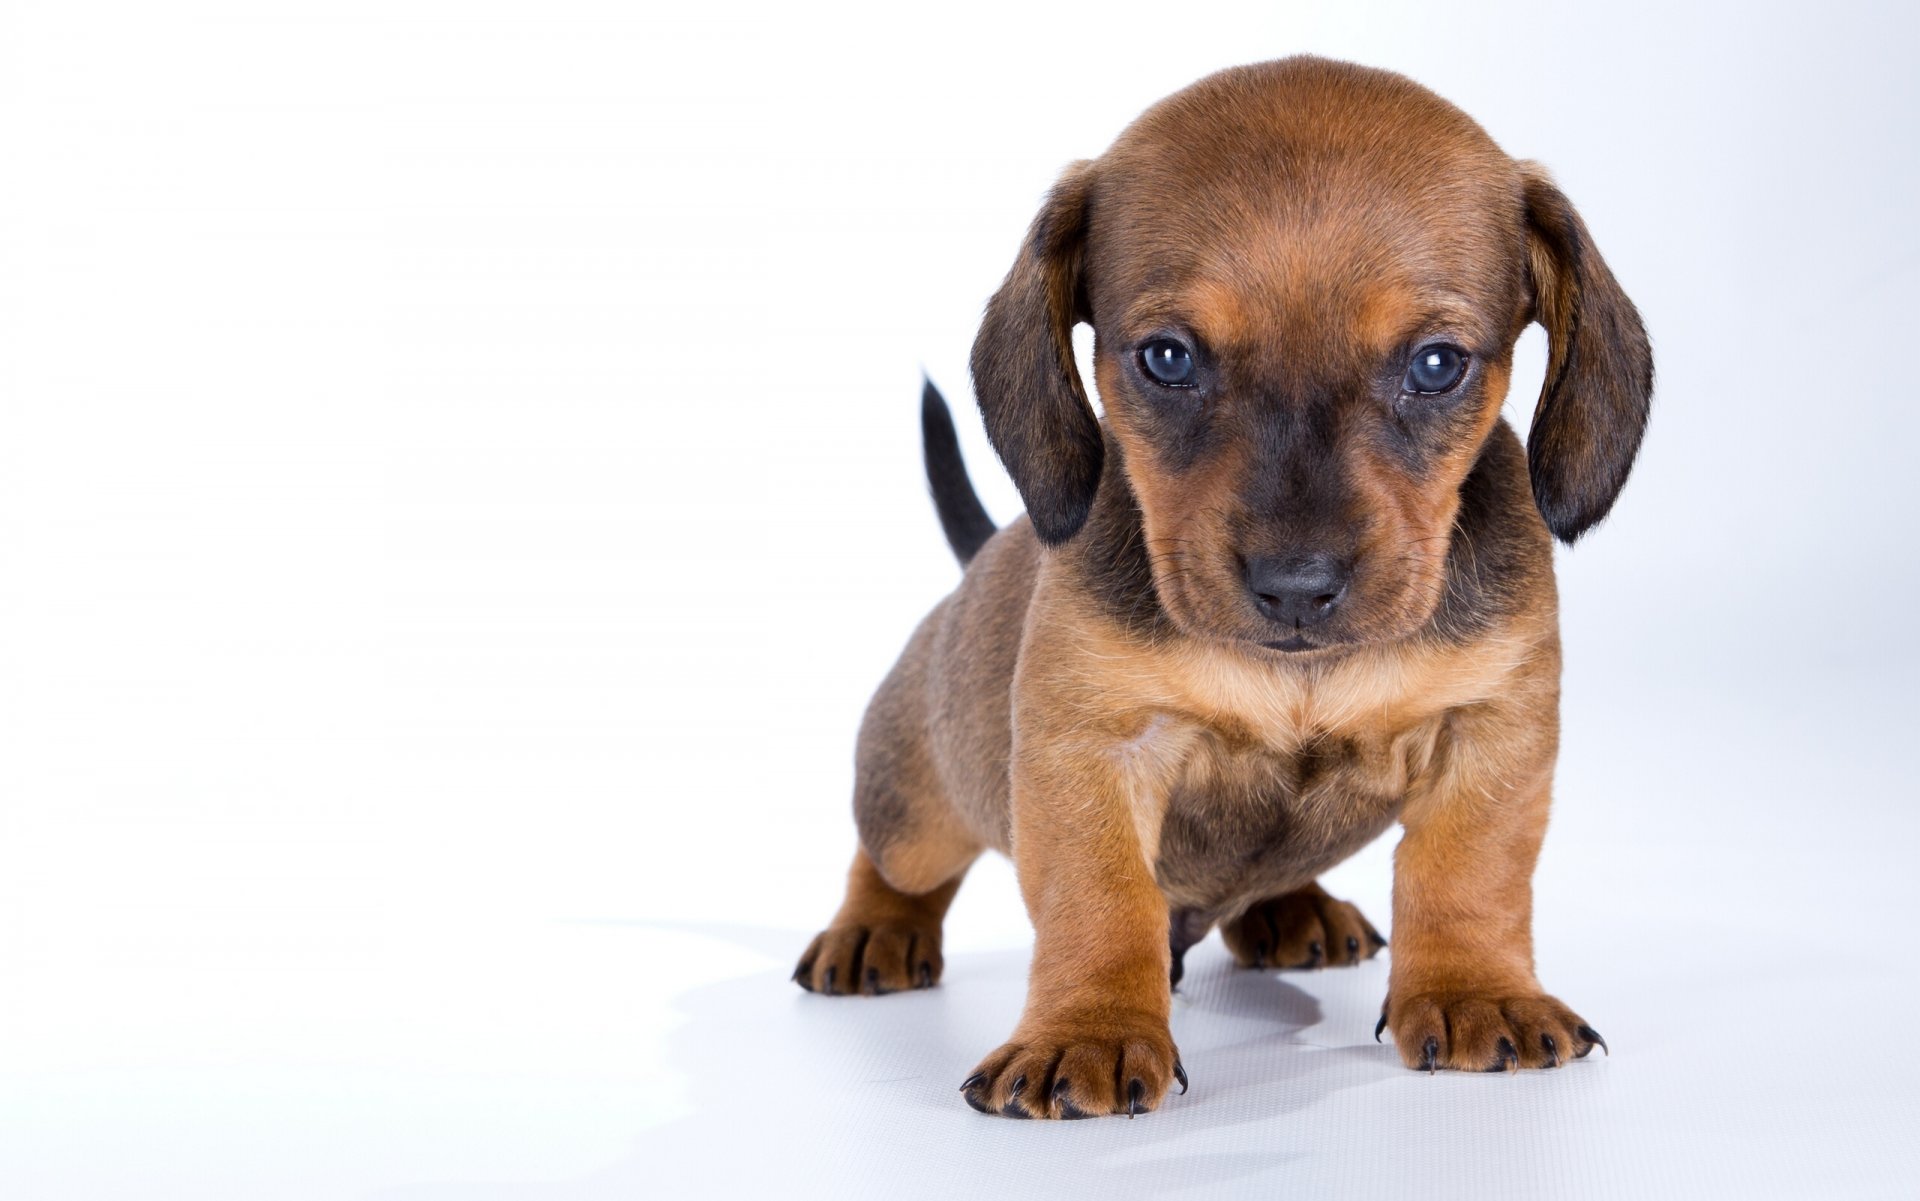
[[959, 1017, 1186, 1119], [1381, 990, 1606, 1071]]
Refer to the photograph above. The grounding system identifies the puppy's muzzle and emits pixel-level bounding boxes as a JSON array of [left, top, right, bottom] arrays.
[[1243, 552, 1351, 629]]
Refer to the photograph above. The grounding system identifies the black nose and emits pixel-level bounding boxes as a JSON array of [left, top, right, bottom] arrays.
[[1244, 553, 1351, 628]]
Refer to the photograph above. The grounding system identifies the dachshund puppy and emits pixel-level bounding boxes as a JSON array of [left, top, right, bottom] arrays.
[[794, 56, 1650, 1119]]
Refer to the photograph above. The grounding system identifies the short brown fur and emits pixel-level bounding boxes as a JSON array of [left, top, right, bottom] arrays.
[[797, 57, 1649, 1117]]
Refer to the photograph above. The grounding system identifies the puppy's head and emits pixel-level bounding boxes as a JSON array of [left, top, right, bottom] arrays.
[[971, 57, 1652, 653]]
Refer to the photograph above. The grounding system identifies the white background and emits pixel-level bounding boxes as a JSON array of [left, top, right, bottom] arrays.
[[3, 1, 1917, 1197]]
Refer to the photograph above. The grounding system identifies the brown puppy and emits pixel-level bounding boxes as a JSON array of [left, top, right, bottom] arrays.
[[794, 56, 1650, 1119]]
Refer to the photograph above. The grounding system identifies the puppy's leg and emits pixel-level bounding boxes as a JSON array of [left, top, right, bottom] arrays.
[[961, 714, 1190, 1119], [794, 847, 970, 995], [1379, 702, 1603, 1071], [1221, 881, 1387, 970], [1167, 907, 1212, 988], [796, 739, 978, 997], [797, 617, 983, 996]]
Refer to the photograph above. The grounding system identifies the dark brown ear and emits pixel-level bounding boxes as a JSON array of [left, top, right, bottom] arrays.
[[1520, 163, 1654, 544], [970, 161, 1101, 546]]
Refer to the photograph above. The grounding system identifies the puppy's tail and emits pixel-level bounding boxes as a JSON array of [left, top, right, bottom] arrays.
[[920, 376, 996, 567]]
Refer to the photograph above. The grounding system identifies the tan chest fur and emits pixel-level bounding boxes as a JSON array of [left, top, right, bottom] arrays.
[[1053, 620, 1548, 922]]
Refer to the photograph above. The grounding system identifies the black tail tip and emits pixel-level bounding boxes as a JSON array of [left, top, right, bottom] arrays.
[[919, 374, 996, 567]]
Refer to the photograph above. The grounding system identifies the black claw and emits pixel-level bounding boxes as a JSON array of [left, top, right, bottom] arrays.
[[1304, 940, 1324, 968], [1490, 1037, 1518, 1073], [1346, 935, 1361, 958], [1173, 1060, 1189, 1095], [1169, 953, 1184, 990], [960, 1074, 994, 1115], [1421, 1035, 1440, 1074], [823, 965, 837, 995], [1541, 1033, 1560, 1068], [1368, 929, 1389, 949], [918, 962, 934, 989], [865, 966, 885, 995], [1051, 1079, 1090, 1120], [1000, 1076, 1030, 1117], [1254, 941, 1269, 969], [1127, 1078, 1146, 1118], [792, 964, 814, 992], [1374, 1012, 1388, 1043], [1577, 1025, 1609, 1057]]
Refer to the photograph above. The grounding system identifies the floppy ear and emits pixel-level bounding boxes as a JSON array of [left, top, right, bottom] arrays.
[[970, 161, 1102, 546], [1519, 163, 1654, 544]]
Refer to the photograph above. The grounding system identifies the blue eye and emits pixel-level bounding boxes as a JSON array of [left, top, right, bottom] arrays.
[[1140, 339, 1195, 386], [1404, 345, 1467, 394]]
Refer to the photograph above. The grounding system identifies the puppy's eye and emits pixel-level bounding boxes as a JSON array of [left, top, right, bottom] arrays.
[[1403, 345, 1467, 394], [1140, 339, 1196, 387]]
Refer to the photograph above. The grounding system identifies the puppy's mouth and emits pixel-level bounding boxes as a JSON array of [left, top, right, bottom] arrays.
[[1261, 635, 1319, 653]]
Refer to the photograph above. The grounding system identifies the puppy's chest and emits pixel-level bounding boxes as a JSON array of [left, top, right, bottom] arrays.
[[1150, 723, 1428, 918]]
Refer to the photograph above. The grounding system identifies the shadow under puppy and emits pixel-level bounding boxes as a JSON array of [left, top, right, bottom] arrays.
[[794, 56, 1651, 1119]]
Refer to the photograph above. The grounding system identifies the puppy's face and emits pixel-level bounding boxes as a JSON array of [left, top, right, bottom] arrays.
[[972, 58, 1652, 653], [1087, 104, 1525, 652]]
